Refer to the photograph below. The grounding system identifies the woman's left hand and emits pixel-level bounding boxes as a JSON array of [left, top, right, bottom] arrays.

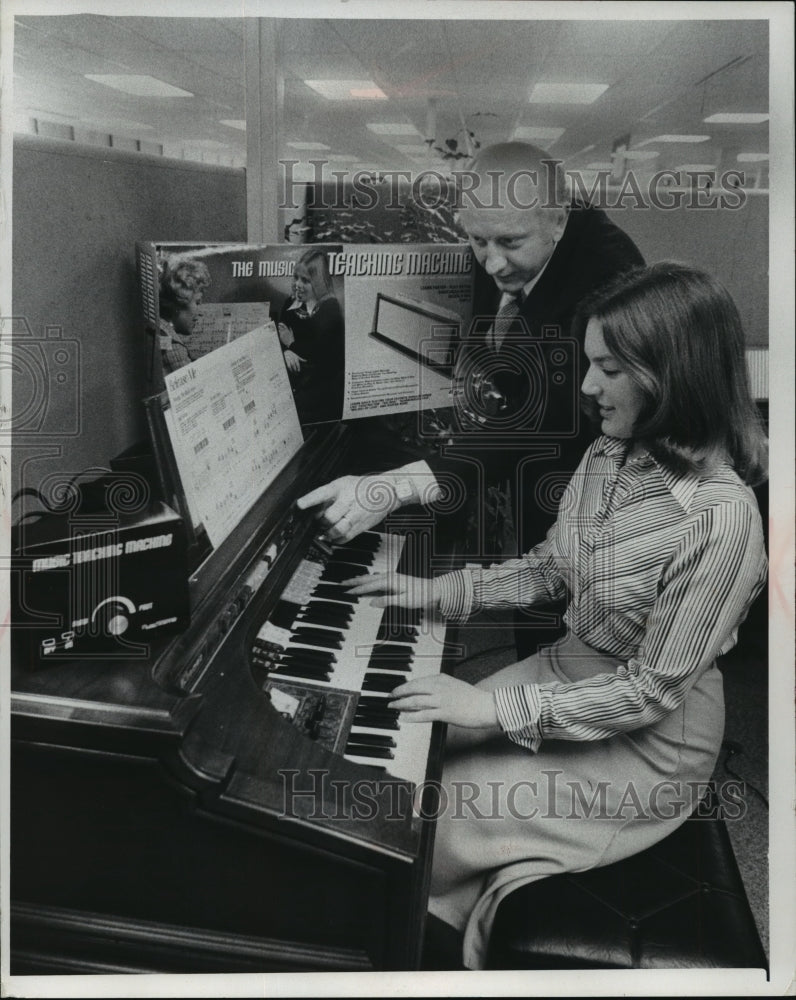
[[344, 571, 437, 611], [389, 673, 500, 729]]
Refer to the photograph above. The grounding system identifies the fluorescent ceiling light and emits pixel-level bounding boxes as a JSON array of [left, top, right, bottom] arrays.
[[84, 74, 193, 98], [737, 152, 769, 162], [367, 122, 420, 135], [528, 83, 608, 104], [81, 117, 154, 132], [220, 119, 246, 131], [704, 113, 769, 124], [182, 140, 231, 150], [638, 134, 710, 145], [305, 79, 387, 100], [512, 126, 565, 143], [287, 141, 331, 150], [622, 150, 660, 161]]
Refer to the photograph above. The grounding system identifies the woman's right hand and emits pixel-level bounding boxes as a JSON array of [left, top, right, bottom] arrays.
[[284, 349, 306, 372], [278, 322, 294, 348], [343, 571, 438, 611]]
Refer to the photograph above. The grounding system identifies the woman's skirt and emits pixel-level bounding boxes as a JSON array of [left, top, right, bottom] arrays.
[[427, 631, 725, 970]]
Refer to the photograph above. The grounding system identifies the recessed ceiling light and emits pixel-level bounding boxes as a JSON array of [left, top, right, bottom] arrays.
[[305, 79, 388, 100], [637, 135, 711, 146], [287, 141, 331, 150], [736, 152, 769, 162], [84, 74, 193, 98], [220, 120, 246, 131], [512, 126, 565, 144], [704, 113, 769, 124], [367, 122, 420, 135], [528, 83, 608, 105]]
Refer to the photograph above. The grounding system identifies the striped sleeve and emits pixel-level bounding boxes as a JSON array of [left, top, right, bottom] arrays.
[[493, 499, 767, 750], [433, 535, 567, 624]]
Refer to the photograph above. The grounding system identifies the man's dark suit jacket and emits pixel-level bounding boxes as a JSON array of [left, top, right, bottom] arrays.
[[430, 202, 644, 656]]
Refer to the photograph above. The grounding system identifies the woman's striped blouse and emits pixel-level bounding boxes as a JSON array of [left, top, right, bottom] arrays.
[[434, 435, 768, 752]]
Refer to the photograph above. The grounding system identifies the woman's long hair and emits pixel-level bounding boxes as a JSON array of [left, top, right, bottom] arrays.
[[575, 262, 768, 485], [296, 248, 335, 302]]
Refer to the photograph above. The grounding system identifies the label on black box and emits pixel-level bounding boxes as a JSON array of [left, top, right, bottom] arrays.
[[12, 502, 190, 664]]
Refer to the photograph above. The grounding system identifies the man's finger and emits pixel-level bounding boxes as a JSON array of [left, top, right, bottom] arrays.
[[297, 481, 340, 509], [321, 497, 354, 525]]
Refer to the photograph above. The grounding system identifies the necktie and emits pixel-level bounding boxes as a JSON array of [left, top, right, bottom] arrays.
[[491, 294, 522, 351]]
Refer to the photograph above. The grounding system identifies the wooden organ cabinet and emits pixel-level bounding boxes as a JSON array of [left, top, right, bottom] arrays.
[[10, 421, 460, 974]]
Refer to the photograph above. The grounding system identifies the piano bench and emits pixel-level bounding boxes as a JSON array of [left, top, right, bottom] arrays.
[[485, 790, 767, 971]]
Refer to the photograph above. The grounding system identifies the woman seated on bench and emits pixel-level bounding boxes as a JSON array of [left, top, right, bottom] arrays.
[[345, 262, 768, 970]]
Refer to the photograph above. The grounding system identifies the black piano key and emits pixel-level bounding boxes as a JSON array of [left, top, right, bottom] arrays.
[[354, 715, 400, 732], [270, 599, 302, 630], [311, 583, 359, 604], [299, 604, 353, 623], [367, 660, 412, 673], [278, 661, 335, 678], [337, 532, 381, 552], [372, 642, 416, 658], [298, 613, 351, 631], [289, 627, 344, 649], [357, 695, 400, 711], [347, 732, 396, 748], [362, 672, 406, 693], [271, 663, 331, 681], [280, 648, 337, 664], [380, 607, 422, 628], [304, 600, 354, 619], [319, 561, 370, 583], [344, 743, 395, 760], [375, 624, 418, 644]]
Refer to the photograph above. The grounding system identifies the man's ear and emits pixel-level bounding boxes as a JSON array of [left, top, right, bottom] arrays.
[[551, 204, 569, 243]]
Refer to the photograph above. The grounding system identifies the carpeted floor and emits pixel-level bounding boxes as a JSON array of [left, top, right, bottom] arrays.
[[447, 607, 770, 963]]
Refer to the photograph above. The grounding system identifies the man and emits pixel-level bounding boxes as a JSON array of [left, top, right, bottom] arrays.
[[298, 142, 644, 656]]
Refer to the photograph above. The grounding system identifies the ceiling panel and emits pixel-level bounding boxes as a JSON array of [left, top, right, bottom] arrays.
[[12, 14, 769, 180]]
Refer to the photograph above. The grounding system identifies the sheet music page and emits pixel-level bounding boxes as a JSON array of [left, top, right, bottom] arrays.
[[163, 325, 303, 548]]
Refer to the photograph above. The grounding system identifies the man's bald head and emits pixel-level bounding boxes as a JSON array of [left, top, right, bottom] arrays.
[[460, 141, 568, 212]]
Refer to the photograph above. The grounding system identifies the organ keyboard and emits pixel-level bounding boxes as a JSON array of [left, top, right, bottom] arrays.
[[250, 530, 447, 788], [10, 422, 459, 975]]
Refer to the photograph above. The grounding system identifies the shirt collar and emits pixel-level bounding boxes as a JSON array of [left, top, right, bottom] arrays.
[[159, 318, 189, 346], [593, 435, 701, 512], [497, 248, 557, 310]]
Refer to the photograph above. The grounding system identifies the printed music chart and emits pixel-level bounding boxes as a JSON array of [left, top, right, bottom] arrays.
[[164, 324, 304, 548], [189, 301, 271, 358]]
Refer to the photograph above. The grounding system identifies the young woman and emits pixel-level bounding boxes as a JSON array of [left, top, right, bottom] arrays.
[[158, 255, 211, 375], [345, 262, 768, 970], [278, 248, 345, 424]]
